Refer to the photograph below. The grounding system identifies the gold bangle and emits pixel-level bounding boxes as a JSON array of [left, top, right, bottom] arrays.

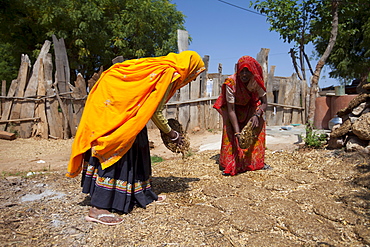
[[234, 132, 241, 136]]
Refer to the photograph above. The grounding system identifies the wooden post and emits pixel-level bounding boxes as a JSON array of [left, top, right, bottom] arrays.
[[265, 65, 276, 126], [1, 80, 5, 115], [189, 76, 200, 131], [291, 74, 302, 124], [177, 29, 189, 53], [0, 80, 18, 131], [70, 73, 88, 135], [275, 78, 287, 126], [44, 53, 64, 139], [53, 35, 74, 137], [256, 48, 270, 88], [198, 55, 209, 130], [33, 58, 49, 138], [301, 79, 309, 124], [9, 54, 31, 132], [283, 75, 295, 124], [178, 83, 190, 132], [19, 40, 51, 138]]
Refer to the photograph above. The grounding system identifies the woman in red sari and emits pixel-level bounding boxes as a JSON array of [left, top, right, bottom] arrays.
[[213, 56, 268, 176]]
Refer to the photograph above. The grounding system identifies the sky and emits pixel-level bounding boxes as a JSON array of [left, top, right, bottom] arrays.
[[171, 0, 338, 88]]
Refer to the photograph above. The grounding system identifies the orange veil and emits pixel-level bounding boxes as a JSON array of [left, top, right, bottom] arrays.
[[67, 51, 205, 178]]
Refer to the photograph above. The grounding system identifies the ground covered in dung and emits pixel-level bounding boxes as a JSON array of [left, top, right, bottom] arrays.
[[0, 130, 369, 246]]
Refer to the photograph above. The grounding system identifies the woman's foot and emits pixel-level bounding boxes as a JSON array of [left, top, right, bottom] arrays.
[[222, 171, 230, 176], [85, 207, 124, 225]]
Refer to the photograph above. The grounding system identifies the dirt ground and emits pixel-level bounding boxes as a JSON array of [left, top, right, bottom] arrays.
[[0, 129, 369, 246]]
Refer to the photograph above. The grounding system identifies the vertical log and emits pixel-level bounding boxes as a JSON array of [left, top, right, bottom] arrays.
[[275, 78, 287, 126], [1, 80, 5, 115], [33, 59, 49, 138], [70, 73, 88, 134], [178, 83, 190, 131], [44, 54, 63, 138], [301, 79, 309, 124], [265, 66, 276, 126], [209, 77, 220, 130], [20, 40, 51, 138], [189, 76, 200, 131], [53, 35, 74, 137], [256, 48, 270, 88], [198, 55, 209, 130], [52, 35, 70, 93], [10, 54, 31, 131], [0, 80, 18, 131], [177, 29, 189, 53], [291, 74, 302, 124], [283, 75, 295, 124], [54, 71, 69, 139]]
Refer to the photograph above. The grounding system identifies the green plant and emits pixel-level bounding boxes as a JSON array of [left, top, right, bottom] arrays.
[[300, 122, 327, 149], [151, 155, 164, 163]]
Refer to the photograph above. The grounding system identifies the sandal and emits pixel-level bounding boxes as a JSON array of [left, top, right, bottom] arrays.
[[157, 195, 167, 202], [85, 213, 124, 226]]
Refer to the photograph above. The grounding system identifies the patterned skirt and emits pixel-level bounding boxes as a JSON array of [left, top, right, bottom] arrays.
[[219, 118, 266, 176], [81, 126, 158, 214]]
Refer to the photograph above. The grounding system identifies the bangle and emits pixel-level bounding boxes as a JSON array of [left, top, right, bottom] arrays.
[[170, 131, 179, 141], [254, 114, 260, 118], [234, 132, 241, 136]]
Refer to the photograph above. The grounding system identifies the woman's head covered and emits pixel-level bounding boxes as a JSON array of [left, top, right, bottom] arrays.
[[168, 50, 205, 90], [236, 55, 265, 91]]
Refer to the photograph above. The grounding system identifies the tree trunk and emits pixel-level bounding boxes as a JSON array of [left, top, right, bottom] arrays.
[[307, 0, 339, 123]]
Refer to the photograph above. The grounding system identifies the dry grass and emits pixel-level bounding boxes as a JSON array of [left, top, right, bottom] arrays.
[[1, 147, 369, 246]]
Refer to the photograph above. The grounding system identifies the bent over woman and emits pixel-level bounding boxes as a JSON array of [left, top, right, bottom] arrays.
[[213, 55, 267, 176], [67, 51, 205, 225]]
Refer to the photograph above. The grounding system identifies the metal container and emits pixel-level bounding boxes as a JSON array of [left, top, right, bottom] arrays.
[[328, 115, 342, 130]]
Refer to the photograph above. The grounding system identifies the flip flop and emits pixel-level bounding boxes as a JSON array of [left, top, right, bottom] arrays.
[[85, 213, 124, 226], [157, 194, 167, 202]]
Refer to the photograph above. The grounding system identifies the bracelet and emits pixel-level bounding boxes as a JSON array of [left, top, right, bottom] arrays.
[[254, 114, 260, 118], [170, 131, 180, 141], [234, 132, 241, 136]]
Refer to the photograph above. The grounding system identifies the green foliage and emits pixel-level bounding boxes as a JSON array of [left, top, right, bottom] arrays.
[[151, 155, 164, 163], [252, 0, 370, 82], [0, 0, 186, 84], [313, 0, 370, 81], [251, 0, 323, 46], [300, 122, 327, 148], [0, 43, 18, 88]]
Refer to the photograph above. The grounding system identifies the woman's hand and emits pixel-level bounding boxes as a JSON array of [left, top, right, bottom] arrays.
[[167, 129, 184, 146], [250, 115, 260, 128]]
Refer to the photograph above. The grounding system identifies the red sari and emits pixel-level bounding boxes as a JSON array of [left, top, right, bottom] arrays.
[[213, 56, 266, 176]]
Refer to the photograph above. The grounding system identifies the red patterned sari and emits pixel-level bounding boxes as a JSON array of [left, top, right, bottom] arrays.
[[213, 56, 266, 176]]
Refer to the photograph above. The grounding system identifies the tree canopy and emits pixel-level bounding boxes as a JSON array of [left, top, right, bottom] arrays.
[[0, 0, 186, 84], [251, 0, 340, 122], [252, 0, 370, 84], [312, 0, 370, 83]]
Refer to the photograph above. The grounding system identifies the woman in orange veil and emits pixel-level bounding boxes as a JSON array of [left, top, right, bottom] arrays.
[[213, 55, 269, 176], [68, 51, 205, 225]]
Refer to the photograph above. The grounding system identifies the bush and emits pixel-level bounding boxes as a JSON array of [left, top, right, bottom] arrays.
[[300, 122, 327, 148]]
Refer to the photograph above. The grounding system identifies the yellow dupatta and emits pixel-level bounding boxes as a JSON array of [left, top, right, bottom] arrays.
[[67, 51, 205, 178]]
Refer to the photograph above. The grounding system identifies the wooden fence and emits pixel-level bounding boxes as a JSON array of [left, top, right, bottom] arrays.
[[0, 40, 307, 139]]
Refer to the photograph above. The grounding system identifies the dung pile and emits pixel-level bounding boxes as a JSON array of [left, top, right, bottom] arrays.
[[160, 118, 190, 155], [328, 83, 370, 153]]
